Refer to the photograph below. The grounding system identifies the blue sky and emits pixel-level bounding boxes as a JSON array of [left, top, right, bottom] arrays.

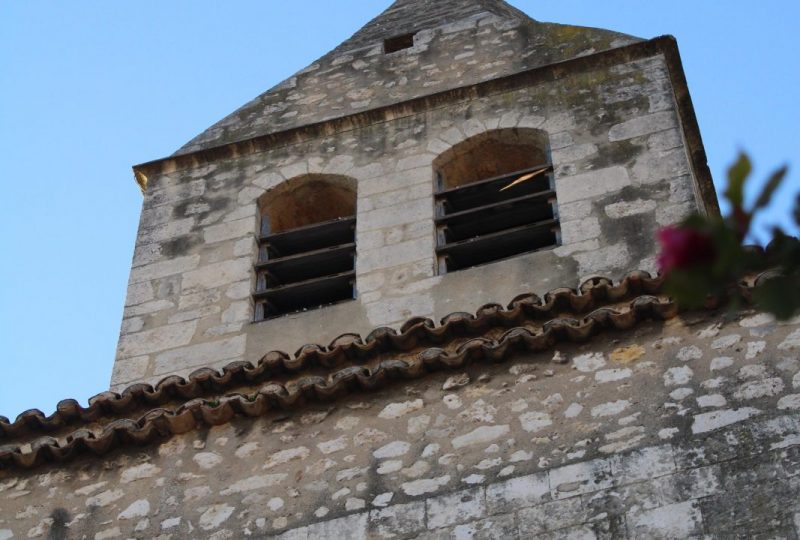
[[1, 1, 798, 419]]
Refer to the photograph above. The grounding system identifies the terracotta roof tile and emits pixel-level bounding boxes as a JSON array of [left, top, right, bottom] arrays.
[[0, 271, 759, 470]]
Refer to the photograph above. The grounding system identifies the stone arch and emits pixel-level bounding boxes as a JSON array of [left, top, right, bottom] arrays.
[[432, 128, 551, 190], [258, 174, 357, 235]]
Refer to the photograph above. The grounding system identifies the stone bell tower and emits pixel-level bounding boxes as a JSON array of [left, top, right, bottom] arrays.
[[9, 2, 800, 540], [112, 0, 715, 390]]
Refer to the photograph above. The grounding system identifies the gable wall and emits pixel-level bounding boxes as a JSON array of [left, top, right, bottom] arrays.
[[177, 8, 637, 154]]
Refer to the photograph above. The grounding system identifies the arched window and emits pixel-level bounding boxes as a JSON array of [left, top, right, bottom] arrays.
[[432, 128, 560, 274], [254, 175, 357, 321]]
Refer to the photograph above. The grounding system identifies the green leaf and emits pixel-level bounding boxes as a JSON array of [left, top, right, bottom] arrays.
[[725, 152, 752, 209], [752, 165, 788, 211], [753, 274, 800, 320], [664, 268, 718, 309]]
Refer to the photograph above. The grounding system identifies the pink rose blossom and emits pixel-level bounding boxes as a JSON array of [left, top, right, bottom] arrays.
[[657, 226, 716, 273]]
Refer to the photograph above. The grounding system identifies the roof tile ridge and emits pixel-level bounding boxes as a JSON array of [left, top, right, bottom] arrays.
[[0, 271, 664, 440], [0, 291, 686, 470], [0, 271, 663, 442]]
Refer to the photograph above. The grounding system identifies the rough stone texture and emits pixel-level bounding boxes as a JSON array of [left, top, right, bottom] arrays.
[[175, 0, 640, 155], [112, 42, 698, 387], [4, 310, 800, 538], [4, 3, 742, 538]]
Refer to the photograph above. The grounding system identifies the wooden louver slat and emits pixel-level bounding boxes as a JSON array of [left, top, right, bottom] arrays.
[[435, 165, 560, 273], [254, 216, 356, 321]]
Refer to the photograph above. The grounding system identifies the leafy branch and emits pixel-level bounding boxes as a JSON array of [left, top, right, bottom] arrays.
[[657, 153, 799, 319]]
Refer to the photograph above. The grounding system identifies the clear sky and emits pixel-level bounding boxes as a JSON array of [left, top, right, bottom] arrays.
[[1, 1, 798, 420]]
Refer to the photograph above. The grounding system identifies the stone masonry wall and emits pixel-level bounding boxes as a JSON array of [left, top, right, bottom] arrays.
[[4, 310, 800, 538], [176, 2, 639, 154], [112, 51, 698, 389]]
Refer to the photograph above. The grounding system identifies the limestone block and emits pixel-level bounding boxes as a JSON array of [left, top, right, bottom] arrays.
[[233, 236, 256, 257], [125, 282, 154, 307], [280, 161, 309, 179], [198, 504, 235, 531], [358, 237, 432, 273], [557, 199, 592, 222], [549, 131, 573, 150], [117, 321, 197, 358], [452, 425, 510, 449], [226, 280, 251, 301], [608, 111, 676, 142], [124, 299, 174, 318], [222, 301, 251, 324], [359, 166, 430, 197], [610, 445, 676, 485], [129, 255, 200, 284], [517, 497, 591, 535], [542, 112, 574, 132], [350, 162, 385, 181], [251, 171, 285, 191], [137, 218, 195, 245], [669, 176, 695, 203], [167, 305, 220, 324], [631, 148, 690, 185], [306, 513, 368, 540], [626, 501, 703, 538], [139, 204, 174, 229], [237, 186, 263, 206], [691, 407, 761, 434], [485, 472, 549, 514], [131, 243, 163, 268], [549, 457, 614, 499], [605, 199, 657, 219], [359, 182, 432, 213], [322, 154, 355, 175], [181, 258, 251, 290], [368, 502, 426, 538], [439, 126, 466, 146], [555, 166, 631, 204], [110, 355, 150, 385], [153, 335, 246, 375], [219, 474, 287, 495], [656, 201, 694, 226], [560, 217, 601, 244], [427, 138, 452, 155], [648, 129, 683, 151], [358, 199, 432, 233], [574, 243, 631, 276], [146, 179, 205, 207], [551, 143, 598, 164], [365, 294, 434, 327], [356, 229, 384, 251], [203, 217, 254, 244], [426, 487, 486, 530], [120, 317, 144, 334]]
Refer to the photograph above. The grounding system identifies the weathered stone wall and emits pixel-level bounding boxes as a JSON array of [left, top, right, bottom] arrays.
[[4, 310, 800, 538], [175, 2, 639, 155], [113, 50, 698, 389]]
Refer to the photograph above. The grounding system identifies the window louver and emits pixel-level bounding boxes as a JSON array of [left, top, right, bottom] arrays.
[[435, 164, 560, 273], [253, 216, 356, 321]]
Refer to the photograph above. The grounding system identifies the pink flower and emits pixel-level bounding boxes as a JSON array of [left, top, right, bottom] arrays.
[[657, 226, 716, 273]]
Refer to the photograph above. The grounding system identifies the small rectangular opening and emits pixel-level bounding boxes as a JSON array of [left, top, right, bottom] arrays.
[[384, 32, 415, 54]]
